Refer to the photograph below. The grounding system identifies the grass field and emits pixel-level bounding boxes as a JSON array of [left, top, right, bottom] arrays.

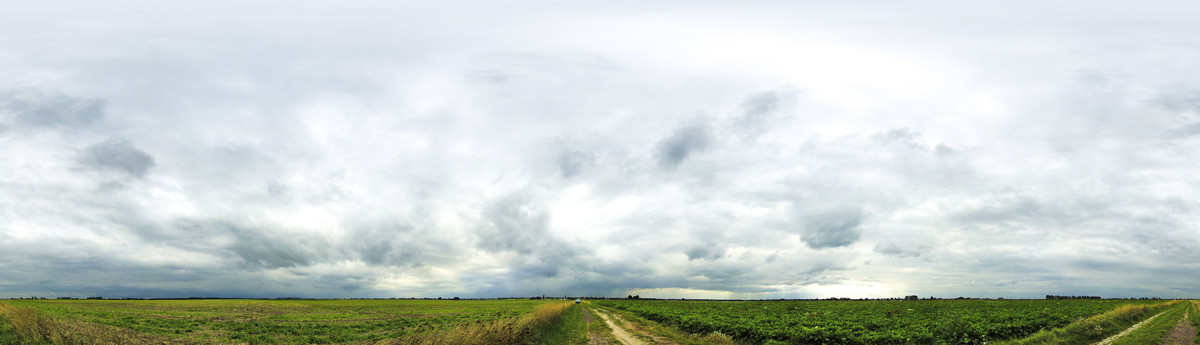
[[0, 299, 574, 344], [2, 298, 1197, 344]]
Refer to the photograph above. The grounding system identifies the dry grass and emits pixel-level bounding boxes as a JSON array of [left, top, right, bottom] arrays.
[[376, 302, 575, 345], [0, 301, 182, 345]]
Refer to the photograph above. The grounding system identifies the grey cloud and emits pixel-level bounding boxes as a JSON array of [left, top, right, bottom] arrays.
[[800, 208, 864, 249], [78, 139, 156, 178], [742, 91, 780, 119], [159, 219, 326, 269], [227, 225, 325, 269], [1152, 89, 1200, 114], [872, 128, 923, 147], [476, 194, 550, 255], [733, 89, 798, 139], [0, 90, 106, 129], [1169, 123, 1200, 138], [473, 192, 589, 280], [873, 242, 930, 258], [684, 242, 725, 261], [349, 223, 416, 266], [342, 219, 457, 268], [556, 150, 594, 178], [1154, 90, 1200, 137], [655, 123, 712, 169], [7, 0, 1200, 300]]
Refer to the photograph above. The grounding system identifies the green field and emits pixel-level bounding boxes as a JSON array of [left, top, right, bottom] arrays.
[[1, 298, 1196, 345], [0, 299, 573, 344], [592, 299, 1173, 344]]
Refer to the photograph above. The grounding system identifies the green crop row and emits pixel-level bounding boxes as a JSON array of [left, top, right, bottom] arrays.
[[592, 299, 1163, 344]]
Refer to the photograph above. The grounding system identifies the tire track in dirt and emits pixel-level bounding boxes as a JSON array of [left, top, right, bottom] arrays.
[[1094, 308, 1172, 345], [1161, 312, 1196, 345], [591, 308, 647, 345], [580, 307, 612, 345]]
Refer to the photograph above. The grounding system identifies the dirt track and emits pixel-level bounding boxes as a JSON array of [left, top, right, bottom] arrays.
[[1094, 308, 1170, 345], [1161, 312, 1196, 345], [591, 308, 647, 345]]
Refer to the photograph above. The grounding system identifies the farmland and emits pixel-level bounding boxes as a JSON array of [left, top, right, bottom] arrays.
[[1, 298, 1197, 344], [592, 299, 1177, 344], [0, 299, 574, 344]]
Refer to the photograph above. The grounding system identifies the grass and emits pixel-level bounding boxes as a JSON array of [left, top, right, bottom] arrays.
[[2, 298, 1189, 345], [998, 300, 1177, 345], [0, 299, 574, 345], [0, 310, 40, 345], [378, 301, 576, 345], [1108, 301, 1189, 345], [526, 304, 588, 345], [580, 304, 619, 344], [1189, 300, 1200, 345]]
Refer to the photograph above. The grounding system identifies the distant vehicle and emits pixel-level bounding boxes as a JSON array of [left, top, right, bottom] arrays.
[[574, 299, 581, 304]]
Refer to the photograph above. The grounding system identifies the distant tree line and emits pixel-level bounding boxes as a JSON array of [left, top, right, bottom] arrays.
[[1046, 295, 1101, 300]]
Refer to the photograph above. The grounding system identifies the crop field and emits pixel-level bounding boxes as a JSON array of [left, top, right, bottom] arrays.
[[2, 298, 1196, 345], [0, 299, 573, 344], [592, 299, 1174, 344]]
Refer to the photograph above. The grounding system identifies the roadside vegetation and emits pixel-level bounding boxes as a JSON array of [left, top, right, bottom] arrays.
[[998, 300, 1176, 345], [377, 302, 575, 345], [1193, 301, 1200, 344], [525, 304, 587, 345], [1105, 301, 1193, 345]]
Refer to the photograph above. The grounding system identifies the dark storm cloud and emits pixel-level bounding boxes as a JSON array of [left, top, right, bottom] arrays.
[[78, 139, 156, 178], [800, 208, 864, 249], [0, 90, 105, 129], [655, 123, 712, 169]]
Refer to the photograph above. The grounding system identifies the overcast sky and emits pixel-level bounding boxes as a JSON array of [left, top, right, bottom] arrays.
[[2, 1, 1200, 299]]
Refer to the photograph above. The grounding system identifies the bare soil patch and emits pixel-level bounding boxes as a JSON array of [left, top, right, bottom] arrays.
[[1160, 313, 1196, 345], [592, 308, 646, 345]]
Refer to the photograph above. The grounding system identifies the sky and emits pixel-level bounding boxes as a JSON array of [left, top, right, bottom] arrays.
[[2, 1, 1200, 299]]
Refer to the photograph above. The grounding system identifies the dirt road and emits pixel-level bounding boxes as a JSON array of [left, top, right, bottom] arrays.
[[591, 308, 648, 345], [1094, 308, 1171, 345], [1161, 312, 1197, 345]]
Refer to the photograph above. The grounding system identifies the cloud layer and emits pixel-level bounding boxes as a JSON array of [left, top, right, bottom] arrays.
[[2, 0, 1200, 299]]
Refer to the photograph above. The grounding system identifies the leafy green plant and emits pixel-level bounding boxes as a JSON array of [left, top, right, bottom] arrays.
[[592, 299, 1166, 344]]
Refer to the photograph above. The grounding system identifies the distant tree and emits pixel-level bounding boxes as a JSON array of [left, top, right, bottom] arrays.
[[452, 297, 460, 300]]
